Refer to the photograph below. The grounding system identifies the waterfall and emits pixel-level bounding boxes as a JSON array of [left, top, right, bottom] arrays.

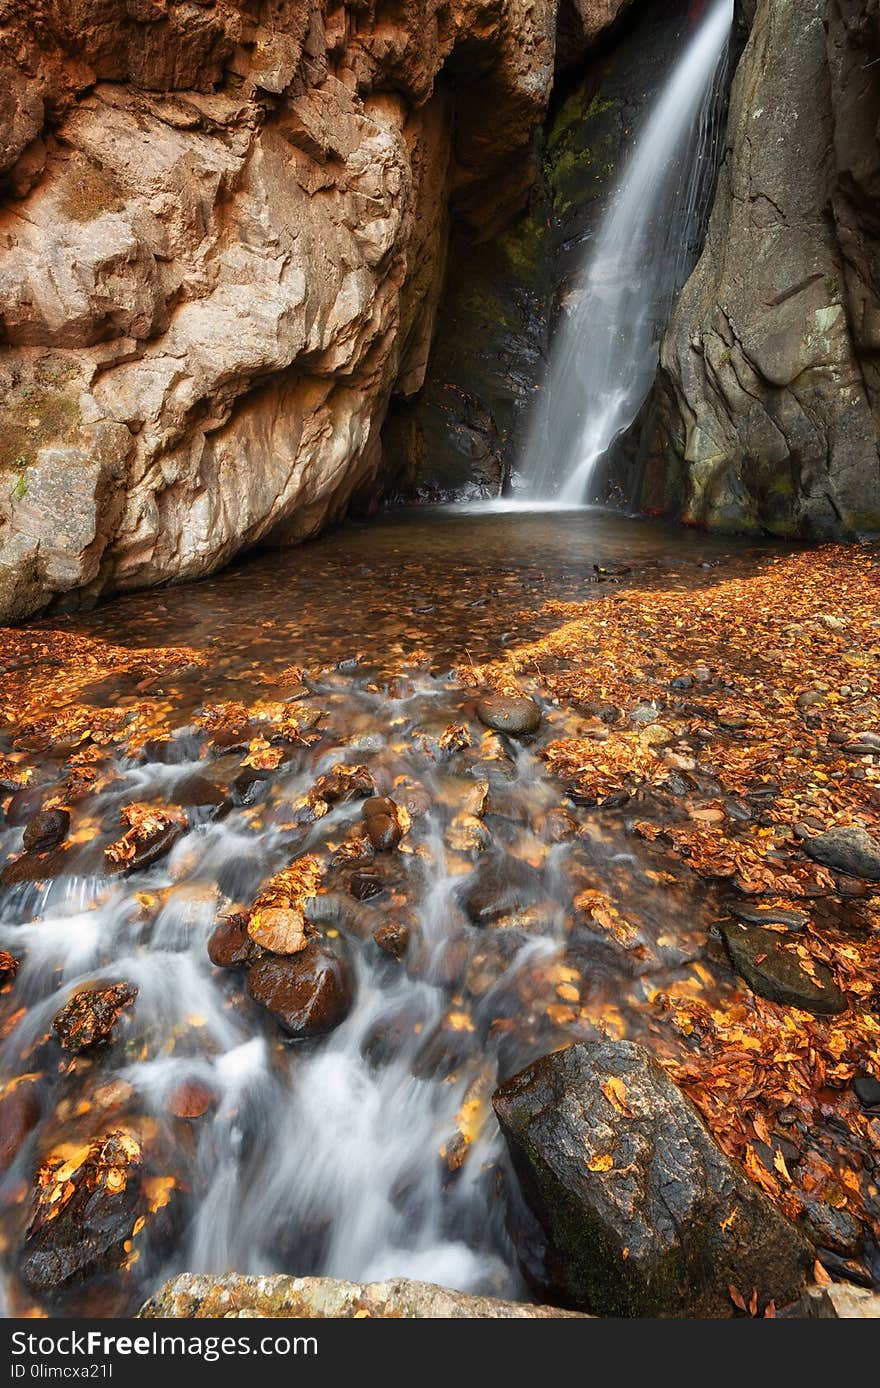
[[521, 0, 734, 504]]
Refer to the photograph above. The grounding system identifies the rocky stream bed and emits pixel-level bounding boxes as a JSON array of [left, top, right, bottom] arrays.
[[0, 508, 878, 1318]]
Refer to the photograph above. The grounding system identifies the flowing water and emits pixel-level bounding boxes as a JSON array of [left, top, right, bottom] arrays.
[[522, 0, 734, 503], [0, 510, 797, 1316]]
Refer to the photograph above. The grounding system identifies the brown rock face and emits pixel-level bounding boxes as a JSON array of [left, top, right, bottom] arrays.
[[247, 942, 353, 1037], [0, 0, 558, 621], [646, 0, 880, 537]]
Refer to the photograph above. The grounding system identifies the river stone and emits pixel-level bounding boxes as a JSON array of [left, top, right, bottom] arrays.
[[22, 808, 70, 853], [170, 774, 229, 812], [247, 944, 352, 1038], [802, 826, 880, 880], [4, 787, 49, 827], [1, 846, 70, 887], [363, 797, 402, 851], [720, 921, 847, 1015], [476, 694, 542, 736], [373, 920, 410, 959], [21, 1131, 145, 1293], [139, 1272, 585, 1318], [0, 1080, 40, 1171], [458, 854, 541, 924], [52, 981, 139, 1053], [108, 822, 182, 875], [731, 903, 809, 931], [207, 915, 257, 969], [493, 1040, 813, 1317], [852, 1074, 880, 1110]]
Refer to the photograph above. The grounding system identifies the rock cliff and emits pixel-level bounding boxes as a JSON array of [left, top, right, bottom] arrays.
[[645, 0, 880, 535], [0, 0, 564, 620]]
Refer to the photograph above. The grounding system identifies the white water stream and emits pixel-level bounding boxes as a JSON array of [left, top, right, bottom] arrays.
[[523, 0, 734, 503]]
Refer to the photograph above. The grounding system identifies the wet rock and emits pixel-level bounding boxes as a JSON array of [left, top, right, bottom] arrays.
[[731, 904, 810, 931], [108, 821, 182, 875], [207, 914, 257, 969], [247, 943, 352, 1038], [349, 867, 385, 901], [0, 1080, 40, 1170], [142, 734, 203, 765], [0, 950, 20, 985], [373, 920, 410, 959], [140, 1272, 585, 1318], [459, 855, 541, 925], [1, 844, 70, 887], [22, 1131, 144, 1292], [232, 767, 272, 806], [536, 808, 578, 843], [493, 1040, 813, 1317], [52, 981, 139, 1053], [803, 825, 880, 881], [803, 1202, 861, 1256], [362, 1003, 423, 1064], [720, 922, 846, 1015], [22, 808, 70, 853], [170, 774, 229, 812], [363, 796, 402, 852], [852, 1074, 880, 1110], [476, 694, 542, 737], [304, 892, 367, 939], [4, 786, 49, 827], [311, 764, 376, 805]]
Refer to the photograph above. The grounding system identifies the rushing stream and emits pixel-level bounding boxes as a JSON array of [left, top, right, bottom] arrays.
[[0, 510, 798, 1315]]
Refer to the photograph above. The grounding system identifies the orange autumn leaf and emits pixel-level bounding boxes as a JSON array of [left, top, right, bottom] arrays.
[[601, 1077, 634, 1117]]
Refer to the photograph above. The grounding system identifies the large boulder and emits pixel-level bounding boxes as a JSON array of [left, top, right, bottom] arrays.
[[493, 1040, 813, 1316]]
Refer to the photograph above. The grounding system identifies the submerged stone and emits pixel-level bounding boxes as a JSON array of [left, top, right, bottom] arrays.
[[459, 854, 541, 924], [492, 1040, 813, 1317], [720, 921, 847, 1015], [22, 1131, 145, 1292]]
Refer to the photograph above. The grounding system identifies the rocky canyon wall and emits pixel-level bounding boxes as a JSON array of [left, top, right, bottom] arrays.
[[645, 0, 880, 536], [0, 0, 570, 620], [383, 0, 695, 501]]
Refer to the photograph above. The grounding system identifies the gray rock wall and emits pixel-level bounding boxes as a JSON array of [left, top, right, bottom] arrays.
[[645, 0, 880, 536]]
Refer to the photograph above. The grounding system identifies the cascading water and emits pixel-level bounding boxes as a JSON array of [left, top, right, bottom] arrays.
[[522, 0, 734, 504], [0, 512, 750, 1316]]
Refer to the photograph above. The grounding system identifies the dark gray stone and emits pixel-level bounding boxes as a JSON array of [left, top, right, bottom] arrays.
[[493, 1040, 813, 1316], [802, 825, 880, 881], [720, 921, 847, 1015]]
